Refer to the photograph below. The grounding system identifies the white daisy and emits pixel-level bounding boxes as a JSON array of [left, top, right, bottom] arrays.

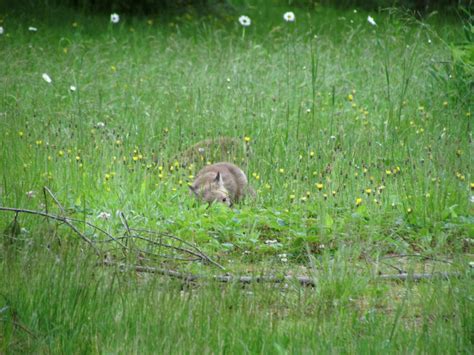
[[238, 15, 251, 27], [367, 15, 376, 26], [283, 11, 295, 22], [97, 211, 111, 220], [28, 26, 38, 32], [110, 13, 120, 24], [70, 85, 77, 92], [0, 26, 4, 35], [42, 73, 52, 84]]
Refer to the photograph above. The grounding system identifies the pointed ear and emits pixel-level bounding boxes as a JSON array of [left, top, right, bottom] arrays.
[[189, 185, 198, 196], [214, 172, 224, 187]]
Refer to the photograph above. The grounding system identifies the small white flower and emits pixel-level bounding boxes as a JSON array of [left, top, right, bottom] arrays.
[[278, 253, 287, 258], [97, 211, 111, 220], [283, 11, 295, 22], [42, 73, 52, 84], [265, 239, 278, 245], [95, 122, 105, 128], [367, 15, 376, 26], [281, 258, 288, 263], [470, 195, 474, 203], [26, 190, 36, 199], [238, 15, 251, 27], [69, 85, 76, 92], [110, 13, 120, 24], [469, 261, 474, 268], [428, 39, 432, 44], [0, 26, 4, 35], [28, 26, 38, 32]]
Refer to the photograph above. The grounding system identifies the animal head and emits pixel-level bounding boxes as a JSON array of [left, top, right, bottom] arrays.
[[189, 172, 232, 207]]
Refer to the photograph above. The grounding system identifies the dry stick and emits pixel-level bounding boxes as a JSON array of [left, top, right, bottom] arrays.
[[43, 186, 66, 215], [130, 227, 224, 270], [103, 262, 468, 286], [118, 211, 132, 238], [43, 188, 125, 249], [44, 187, 126, 248], [130, 234, 215, 262], [48, 214, 127, 249], [118, 212, 221, 268], [131, 228, 205, 254], [0, 207, 98, 253], [0, 206, 220, 268]]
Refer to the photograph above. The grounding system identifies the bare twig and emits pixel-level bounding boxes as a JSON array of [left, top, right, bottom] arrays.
[[0, 207, 98, 253], [0, 206, 223, 269], [130, 228, 224, 270], [118, 211, 132, 238], [43, 186, 66, 215]]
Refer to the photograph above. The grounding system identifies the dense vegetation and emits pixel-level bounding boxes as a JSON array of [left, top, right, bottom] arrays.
[[0, 2, 472, 352]]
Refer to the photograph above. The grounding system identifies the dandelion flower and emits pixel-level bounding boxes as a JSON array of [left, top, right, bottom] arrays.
[[0, 26, 4, 35], [42, 73, 52, 84], [367, 16, 376, 26], [70, 85, 77, 92], [28, 26, 38, 32], [97, 211, 111, 220], [355, 197, 363, 206], [283, 11, 295, 22], [238, 15, 251, 27], [110, 13, 120, 24]]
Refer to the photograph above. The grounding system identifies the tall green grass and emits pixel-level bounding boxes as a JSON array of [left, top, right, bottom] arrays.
[[1, 243, 472, 353], [0, 3, 472, 352]]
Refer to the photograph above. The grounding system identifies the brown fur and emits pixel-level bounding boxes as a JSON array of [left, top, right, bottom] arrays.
[[189, 162, 253, 206]]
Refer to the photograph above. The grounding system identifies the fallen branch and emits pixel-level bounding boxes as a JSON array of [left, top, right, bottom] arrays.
[[102, 262, 469, 286], [129, 228, 224, 270], [0, 204, 223, 269], [0, 206, 99, 253]]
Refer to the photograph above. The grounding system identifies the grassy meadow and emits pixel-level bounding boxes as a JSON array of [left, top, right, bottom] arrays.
[[0, 1, 473, 352]]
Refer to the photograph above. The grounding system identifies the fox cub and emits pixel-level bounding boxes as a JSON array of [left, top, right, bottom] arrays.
[[189, 162, 253, 206]]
